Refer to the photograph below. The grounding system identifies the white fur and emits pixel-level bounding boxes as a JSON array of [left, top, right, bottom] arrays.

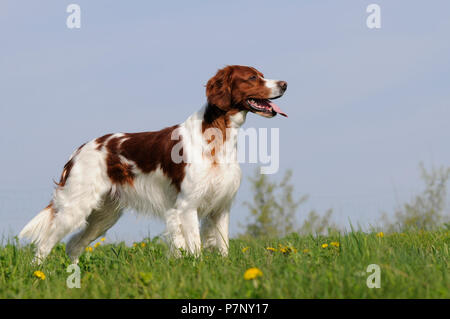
[[19, 106, 246, 263], [264, 78, 284, 97]]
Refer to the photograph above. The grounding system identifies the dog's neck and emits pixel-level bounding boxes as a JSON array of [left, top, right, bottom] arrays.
[[202, 104, 245, 163], [178, 105, 247, 165], [202, 103, 247, 133]]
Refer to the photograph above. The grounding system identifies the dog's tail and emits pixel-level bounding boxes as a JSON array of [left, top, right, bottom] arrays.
[[19, 203, 55, 246]]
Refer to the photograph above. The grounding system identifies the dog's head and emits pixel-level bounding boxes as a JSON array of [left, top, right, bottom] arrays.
[[206, 65, 288, 118]]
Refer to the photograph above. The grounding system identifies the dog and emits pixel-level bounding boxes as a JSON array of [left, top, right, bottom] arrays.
[[19, 65, 288, 263]]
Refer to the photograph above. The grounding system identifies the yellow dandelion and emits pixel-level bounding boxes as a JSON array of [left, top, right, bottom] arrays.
[[94, 242, 101, 248], [303, 249, 310, 253], [100, 237, 106, 242], [243, 267, 263, 280], [85, 246, 93, 252], [242, 247, 250, 253], [133, 243, 137, 248], [321, 243, 328, 248], [141, 242, 146, 248], [33, 270, 46, 280], [376, 232, 384, 238], [266, 247, 277, 252], [330, 242, 340, 247], [285, 246, 297, 254]]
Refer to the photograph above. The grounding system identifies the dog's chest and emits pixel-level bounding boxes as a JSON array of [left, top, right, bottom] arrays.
[[186, 162, 242, 215], [179, 108, 245, 214]]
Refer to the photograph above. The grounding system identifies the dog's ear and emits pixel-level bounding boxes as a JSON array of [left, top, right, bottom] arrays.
[[206, 66, 233, 111]]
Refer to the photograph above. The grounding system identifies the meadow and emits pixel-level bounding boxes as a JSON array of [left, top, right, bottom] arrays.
[[0, 230, 448, 298]]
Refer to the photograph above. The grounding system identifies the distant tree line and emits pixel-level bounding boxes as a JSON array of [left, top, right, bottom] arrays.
[[240, 163, 450, 238]]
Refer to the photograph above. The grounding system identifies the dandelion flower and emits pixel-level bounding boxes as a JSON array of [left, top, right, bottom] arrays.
[[133, 243, 137, 248], [243, 267, 263, 280], [94, 242, 101, 248], [85, 246, 93, 252], [376, 232, 384, 238], [279, 246, 297, 254], [321, 243, 328, 248], [242, 247, 249, 253], [33, 270, 46, 280], [141, 242, 146, 248], [100, 237, 106, 242], [330, 242, 340, 247], [266, 247, 277, 252]]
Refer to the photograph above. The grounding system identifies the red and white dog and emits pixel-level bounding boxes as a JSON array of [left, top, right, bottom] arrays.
[[19, 65, 288, 263]]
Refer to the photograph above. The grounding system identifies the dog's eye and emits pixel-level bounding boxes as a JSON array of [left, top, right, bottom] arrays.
[[248, 75, 257, 81]]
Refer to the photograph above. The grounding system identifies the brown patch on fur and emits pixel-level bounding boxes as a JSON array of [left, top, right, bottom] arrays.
[[202, 103, 229, 142], [54, 143, 86, 187], [202, 105, 226, 163], [95, 133, 113, 150], [45, 202, 56, 219], [103, 126, 186, 191], [55, 158, 74, 187], [105, 136, 135, 186], [202, 106, 242, 164]]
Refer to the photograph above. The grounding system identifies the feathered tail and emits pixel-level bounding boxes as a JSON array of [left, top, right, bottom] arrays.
[[19, 204, 54, 246]]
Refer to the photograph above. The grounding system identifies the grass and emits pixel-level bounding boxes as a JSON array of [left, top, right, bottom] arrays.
[[0, 230, 449, 298]]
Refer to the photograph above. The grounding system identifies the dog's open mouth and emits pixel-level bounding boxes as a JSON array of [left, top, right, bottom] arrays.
[[246, 98, 288, 117]]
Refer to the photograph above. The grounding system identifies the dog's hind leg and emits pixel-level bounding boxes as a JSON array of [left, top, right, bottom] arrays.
[[66, 197, 122, 263], [20, 142, 112, 264], [31, 185, 112, 264]]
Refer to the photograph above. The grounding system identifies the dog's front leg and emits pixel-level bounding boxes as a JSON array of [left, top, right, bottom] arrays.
[[212, 209, 229, 256], [201, 208, 230, 256], [165, 207, 187, 256], [180, 208, 201, 256]]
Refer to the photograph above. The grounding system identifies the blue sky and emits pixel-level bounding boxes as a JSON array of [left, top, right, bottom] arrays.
[[1, 1, 449, 243]]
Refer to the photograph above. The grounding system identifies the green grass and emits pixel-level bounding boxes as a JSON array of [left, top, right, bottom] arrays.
[[0, 230, 449, 298]]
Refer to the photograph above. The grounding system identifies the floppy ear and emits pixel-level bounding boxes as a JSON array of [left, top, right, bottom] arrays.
[[206, 67, 233, 111]]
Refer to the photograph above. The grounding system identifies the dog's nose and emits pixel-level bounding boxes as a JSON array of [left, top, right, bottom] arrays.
[[278, 81, 288, 92]]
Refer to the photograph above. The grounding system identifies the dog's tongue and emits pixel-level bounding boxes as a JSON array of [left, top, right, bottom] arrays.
[[267, 100, 288, 117]]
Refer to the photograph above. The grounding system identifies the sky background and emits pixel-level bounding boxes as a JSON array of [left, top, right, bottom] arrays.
[[1, 1, 449, 243]]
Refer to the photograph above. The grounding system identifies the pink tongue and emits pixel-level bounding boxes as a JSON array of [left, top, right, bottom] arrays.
[[267, 100, 288, 117]]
